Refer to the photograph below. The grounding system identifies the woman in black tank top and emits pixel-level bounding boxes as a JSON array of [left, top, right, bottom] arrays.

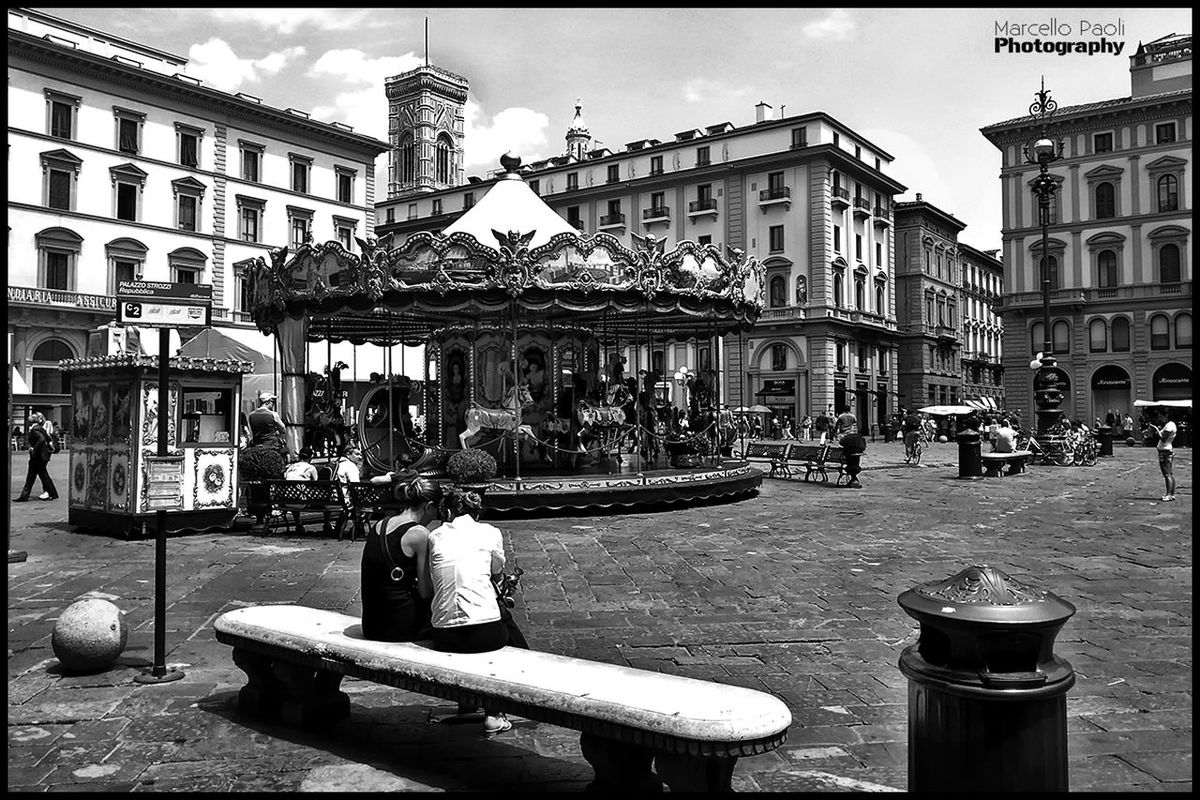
[[360, 474, 443, 642]]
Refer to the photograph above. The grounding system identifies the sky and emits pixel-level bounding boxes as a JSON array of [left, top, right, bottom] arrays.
[[36, 6, 1193, 251]]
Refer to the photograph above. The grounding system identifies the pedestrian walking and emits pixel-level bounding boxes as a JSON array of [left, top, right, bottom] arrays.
[[1147, 408, 1177, 501], [799, 414, 812, 441], [14, 412, 58, 501]]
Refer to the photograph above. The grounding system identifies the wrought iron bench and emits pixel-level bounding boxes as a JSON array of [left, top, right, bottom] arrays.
[[342, 481, 402, 541], [215, 604, 792, 792], [741, 441, 791, 478], [262, 480, 350, 539], [784, 443, 850, 485]]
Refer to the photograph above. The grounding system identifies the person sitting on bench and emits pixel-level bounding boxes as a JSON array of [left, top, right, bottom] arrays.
[[993, 418, 1017, 454], [428, 485, 529, 736], [361, 473, 443, 643]]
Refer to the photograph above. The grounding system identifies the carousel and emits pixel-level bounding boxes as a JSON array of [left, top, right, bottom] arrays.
[[246, 154, 765, 513]]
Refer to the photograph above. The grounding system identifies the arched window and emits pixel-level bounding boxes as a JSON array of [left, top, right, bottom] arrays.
[[875, 285, 885, 315], [1159, 244, 1181, 283], [771, 344, 788, 371], [948, 301, 956, 328], [1177, 313, 1192, 349], [1039, 255, 1061, 290], [435, 134, 453, 184], [35, 227, 83, 291], [1052, 320, 1070, 354], [1094, 182, 1115, 219], [854, 278, 865, 310], [400, 134, 415, 183], [1089, 318, 1108, 352], [1111, 316, 1131, 351], [1031, 321, 1045, 355], [833, 274, 844, 307], [769, 276, 785, 308], [1097, 250, 1118, 287], [1157, 175, 1178, 212], [1149, 314, 1170, 350], [31, 339, 74, 395], [925, 293, 934, 324]]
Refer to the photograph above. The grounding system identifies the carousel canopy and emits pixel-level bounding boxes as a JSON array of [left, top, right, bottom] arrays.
[[246, 155, 764, 347], [59, 353, 255, 375]]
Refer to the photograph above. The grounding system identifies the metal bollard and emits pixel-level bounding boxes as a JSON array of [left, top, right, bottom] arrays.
[[898, 565, 1076, 792], [956, 429, 983, 479]]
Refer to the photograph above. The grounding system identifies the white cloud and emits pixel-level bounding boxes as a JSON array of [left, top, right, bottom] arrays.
[[307, 49, 424, 140], [184, 39, 306, 93], [463, 99, 550, 171], [803, 9, 856, 40], [683, 78, 752, 105], [204, 9, 374, 35]]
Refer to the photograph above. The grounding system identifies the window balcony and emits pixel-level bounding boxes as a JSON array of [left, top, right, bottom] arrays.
[[687, 198, 718, 221], [758, 186, 791, 211], [696, 157, 711, 167], [642, 206, 671, 225], [831, 186, 850, 208], [649, 166, 664, 176], [873, 205, 891, 226], [598, 212, 626, 230], [853, 197, 871, 218]]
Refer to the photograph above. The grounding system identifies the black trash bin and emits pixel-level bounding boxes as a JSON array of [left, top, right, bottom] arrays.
[[898, 565, 1076, 792], [1097, 425, 1114, 457], [956, 429, 983, 479]]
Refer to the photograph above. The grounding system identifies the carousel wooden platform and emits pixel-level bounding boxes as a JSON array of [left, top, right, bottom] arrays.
[[478, 458, 763, 516]]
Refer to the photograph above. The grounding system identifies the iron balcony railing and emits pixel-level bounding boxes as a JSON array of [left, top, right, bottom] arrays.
[[759, 186, 791, 202], [643, 206, 670, 220], [599, 213, 626, 226], [688, 198, 718, 213]]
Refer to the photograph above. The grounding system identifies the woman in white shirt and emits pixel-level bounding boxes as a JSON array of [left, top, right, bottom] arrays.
[[427, 485, 527, 734]]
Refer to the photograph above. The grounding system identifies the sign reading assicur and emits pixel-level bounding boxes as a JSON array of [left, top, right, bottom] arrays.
[[117, 281, 212, 328]]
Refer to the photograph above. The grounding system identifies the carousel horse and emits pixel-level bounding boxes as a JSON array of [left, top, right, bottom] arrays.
[[576, 396, 628, 466], [460, 383, 536, 450], [303, 363, 349, 456]]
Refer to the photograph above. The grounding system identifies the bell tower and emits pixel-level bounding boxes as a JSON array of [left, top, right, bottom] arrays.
[[385, 64, 468, 198], [565, 99, 591, 160]]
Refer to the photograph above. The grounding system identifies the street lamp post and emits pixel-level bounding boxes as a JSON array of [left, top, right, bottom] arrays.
[[1022, 78, 1069, 440]]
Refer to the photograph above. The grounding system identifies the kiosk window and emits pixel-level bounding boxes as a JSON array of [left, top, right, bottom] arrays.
[[180, 387, 233, 444]]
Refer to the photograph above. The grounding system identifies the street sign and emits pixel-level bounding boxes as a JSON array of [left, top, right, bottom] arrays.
[[116, 281, 212, 328]]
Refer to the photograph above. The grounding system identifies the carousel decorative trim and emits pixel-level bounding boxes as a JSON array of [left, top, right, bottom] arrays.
[[60, 354, 254, 374], [194, 448, 235, 508]]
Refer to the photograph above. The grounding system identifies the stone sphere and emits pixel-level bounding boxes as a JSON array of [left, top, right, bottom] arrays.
[[937, 435, 948, 443], [52, 599, 129, 673]]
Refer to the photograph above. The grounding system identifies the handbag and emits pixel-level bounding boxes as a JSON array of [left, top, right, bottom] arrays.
[[493, 567, 524, 610]]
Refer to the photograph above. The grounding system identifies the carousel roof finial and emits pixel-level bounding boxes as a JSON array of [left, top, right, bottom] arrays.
[[499, 151, 522, 178]]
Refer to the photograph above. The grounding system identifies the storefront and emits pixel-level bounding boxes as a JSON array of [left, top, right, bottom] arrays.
[[755, 378, 797, 431], [1152, 362, 1191, 401], [1090, 364, 1132, 423]]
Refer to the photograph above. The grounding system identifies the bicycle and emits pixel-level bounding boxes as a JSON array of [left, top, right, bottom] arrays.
[[904, 431, 925, 465]]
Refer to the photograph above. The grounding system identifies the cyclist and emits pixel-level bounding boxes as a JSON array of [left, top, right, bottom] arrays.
[[902, 408, 923, 463]]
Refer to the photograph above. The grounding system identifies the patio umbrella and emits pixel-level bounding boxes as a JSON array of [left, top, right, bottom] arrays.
[[1134, 399, 1191, 408], [732, 406, 751, 413], [749, 405, 772, 413], [919, 405, 978, 416]]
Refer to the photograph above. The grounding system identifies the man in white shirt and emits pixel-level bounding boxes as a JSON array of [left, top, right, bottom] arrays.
[[1148, 408, 1177, 501], [993, 419, 1017, 454], [335, 446, 362, 484]]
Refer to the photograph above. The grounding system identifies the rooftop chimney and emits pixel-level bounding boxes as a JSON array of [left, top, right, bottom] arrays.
[[755, 101, 772, 123], [916, 192, 923, 201]]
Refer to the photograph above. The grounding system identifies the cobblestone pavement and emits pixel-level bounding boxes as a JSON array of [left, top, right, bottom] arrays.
[[8, 441, 1192, 792]]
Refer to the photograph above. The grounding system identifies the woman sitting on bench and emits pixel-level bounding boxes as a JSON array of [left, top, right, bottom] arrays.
[[360, 473, 442, 643], [428, 485, 529, 736]]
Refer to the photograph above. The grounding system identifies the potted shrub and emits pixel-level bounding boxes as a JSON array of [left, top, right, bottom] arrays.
[[665, 431, 711, 468], [446, 448, 498, 491], [238, 446, 286, 523]]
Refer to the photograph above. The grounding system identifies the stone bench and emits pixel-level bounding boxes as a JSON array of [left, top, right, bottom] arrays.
[[214, 605, 792, 792], [980, 451, 1033, 477]]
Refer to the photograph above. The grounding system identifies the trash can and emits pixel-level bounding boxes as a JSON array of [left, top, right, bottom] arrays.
[[956, 429, 983, 479], [898, 565, 1076, 792], [1096, 425, 1114, 457]]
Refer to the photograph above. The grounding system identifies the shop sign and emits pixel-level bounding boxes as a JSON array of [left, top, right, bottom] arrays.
[[756, 379, 795, 396], [1091, 367, 1131, 390], [8, 286, 117, 311]]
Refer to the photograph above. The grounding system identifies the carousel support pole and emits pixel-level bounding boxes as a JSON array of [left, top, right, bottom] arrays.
[[510, 301, 520, 485], [326, 337, 332, 458], [739, 329, 747, 458], [387, 346, 394, 474], [351, 343, 358, 442]]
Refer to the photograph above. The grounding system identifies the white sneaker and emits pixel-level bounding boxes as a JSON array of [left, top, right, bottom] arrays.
[[38, 492, 51, 500], [1161, 494, 1175, 502]]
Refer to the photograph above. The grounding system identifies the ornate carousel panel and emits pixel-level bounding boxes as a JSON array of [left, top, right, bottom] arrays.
[[111, 382, 134, 446], [108, 448, 130, 512], [70, 447, 89, 508], [88, 384, 111, 445], [193, 448, 235, 509], [141, 382, 179, 449], [86, 450, 109, 510]]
